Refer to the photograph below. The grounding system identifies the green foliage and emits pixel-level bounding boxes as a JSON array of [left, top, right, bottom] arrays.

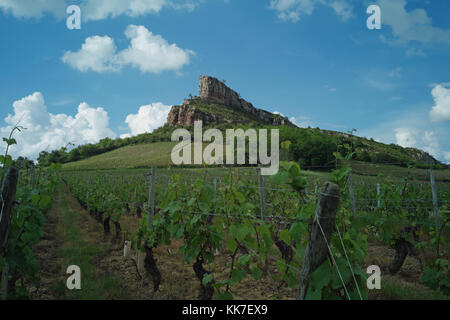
[[63, 163, 372, 300], [1, 165, 59, 299]]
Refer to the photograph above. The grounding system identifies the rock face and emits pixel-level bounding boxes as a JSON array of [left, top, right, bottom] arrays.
[[166, 104, 223, 127], [167, 76, 295, 127], [199, 76, 249, 111]]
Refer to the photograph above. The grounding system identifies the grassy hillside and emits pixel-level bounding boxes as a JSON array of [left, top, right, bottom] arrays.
[[63, 142, 176, 170], [63, 141, 450, 183]]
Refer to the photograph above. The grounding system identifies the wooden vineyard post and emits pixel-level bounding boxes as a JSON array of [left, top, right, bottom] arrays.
[[377, 183, 381, 209], [429, 170, 440, 227], [148, 166, 156, 228], [0, 167, 19, 300], [298, 182, 340, 300], [348, 171, 357, 218], [257, 167, 266, 220], [144, 166, 161, 292]]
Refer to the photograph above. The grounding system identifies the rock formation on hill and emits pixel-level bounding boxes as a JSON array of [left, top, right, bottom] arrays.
[[167, 76, 296, 127]]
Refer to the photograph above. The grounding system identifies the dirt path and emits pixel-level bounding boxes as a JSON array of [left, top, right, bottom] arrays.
[[29, 183, 64, 299], [30, 182, 133, 299]]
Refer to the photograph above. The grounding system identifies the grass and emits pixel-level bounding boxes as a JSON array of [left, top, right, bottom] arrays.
[[344, 160, 450, 182], [369, 276, 450, 300], [63, 142, 177, 170], [53, 186, 129, 300]]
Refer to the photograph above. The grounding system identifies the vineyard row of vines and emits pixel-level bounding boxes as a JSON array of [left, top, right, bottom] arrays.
[[62, 162, 450, 300]]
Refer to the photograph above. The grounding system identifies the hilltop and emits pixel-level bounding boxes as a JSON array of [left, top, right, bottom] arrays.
[[167, 76, 295, 127]]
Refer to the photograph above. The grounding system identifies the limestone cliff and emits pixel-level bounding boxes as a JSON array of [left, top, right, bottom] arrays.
[[166, 76, 296, 127]]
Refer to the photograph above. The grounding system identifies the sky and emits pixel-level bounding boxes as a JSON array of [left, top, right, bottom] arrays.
[[0, 0, 449, 163]]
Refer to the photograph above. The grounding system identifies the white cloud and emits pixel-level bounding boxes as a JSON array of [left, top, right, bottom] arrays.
[[445, 152, 450, 163], [81, 0, 166, 21], [429, 84, 450, 122], [62, 25, 194, 74], [0, 0, 66, 19], [394, 127, 417, 147], [269, 0, 353, 23], [423, 131, 441, 157], [122, 102, 171, 137], [273, 111, 285, 117], [376, 0, 450, 48], [389, 67, 402, 78], [289, 116, 315, 128], [0, 0, 199, 20], [0, 92, 115, 160], [81, 0, 200, 21], [360, 108, 450, 164], [62, 35, 121, 73], [394, 128, 445, 162], [119, 25, 194, 74], [328, 0, 353, 21]]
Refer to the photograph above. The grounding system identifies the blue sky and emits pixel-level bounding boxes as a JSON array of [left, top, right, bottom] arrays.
[[0, 0, 449, 163]]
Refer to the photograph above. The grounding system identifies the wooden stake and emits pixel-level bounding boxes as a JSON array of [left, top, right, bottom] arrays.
[[298, 182, 340, 300], [257, 168, 266, 219], [377, 183, 381, 209], [429, 170, 440, 227], [148, 167, 156, 228], [0, 167, 19, 301], [348, 171, 357, 218]]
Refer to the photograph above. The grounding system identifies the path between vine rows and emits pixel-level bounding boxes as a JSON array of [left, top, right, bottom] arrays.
[[28, 181, 446, 300], [30, 182, 287, 300]]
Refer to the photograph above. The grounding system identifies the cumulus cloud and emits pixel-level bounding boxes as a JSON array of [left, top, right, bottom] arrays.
[[327, 1, 353, 21], [289, 116, 315, 128], [0, 0, 66, 19], [0, 0, 199, 20], [360, 107, 450, 164], [376, 0, 450, 48], [429, 84, 450, 122], [119, 25, 194, 74], [269, 0, 353, 23], [394, 127, 417, 148], [121, 102, 172, 138], [62, 36, 121, 73], [81, 0, 200, 21], [393, 126, 447, 162], [62, 25, 194, 74], [273, 111, 285, 117], [81, 0, 166, 21], [0, 92, 115, 160], [445, 152, 450, 163], [394, 127, 445, 161]]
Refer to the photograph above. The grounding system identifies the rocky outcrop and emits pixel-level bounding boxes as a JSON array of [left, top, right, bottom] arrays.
[[407, 148, 440, 165], [167, 76, 296, 127], [167, 104, 226, 127]]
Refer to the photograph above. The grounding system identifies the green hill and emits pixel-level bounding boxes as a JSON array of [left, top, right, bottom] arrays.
[[43, 76, 448, 171]]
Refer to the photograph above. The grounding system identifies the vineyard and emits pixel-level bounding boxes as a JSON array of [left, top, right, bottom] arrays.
[[0, 129, 449, 300], [0, 164, 59, 299], [53, 162, 450, 300]]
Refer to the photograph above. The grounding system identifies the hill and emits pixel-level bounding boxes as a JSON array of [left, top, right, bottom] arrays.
[[42, 76, 446, 170]]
